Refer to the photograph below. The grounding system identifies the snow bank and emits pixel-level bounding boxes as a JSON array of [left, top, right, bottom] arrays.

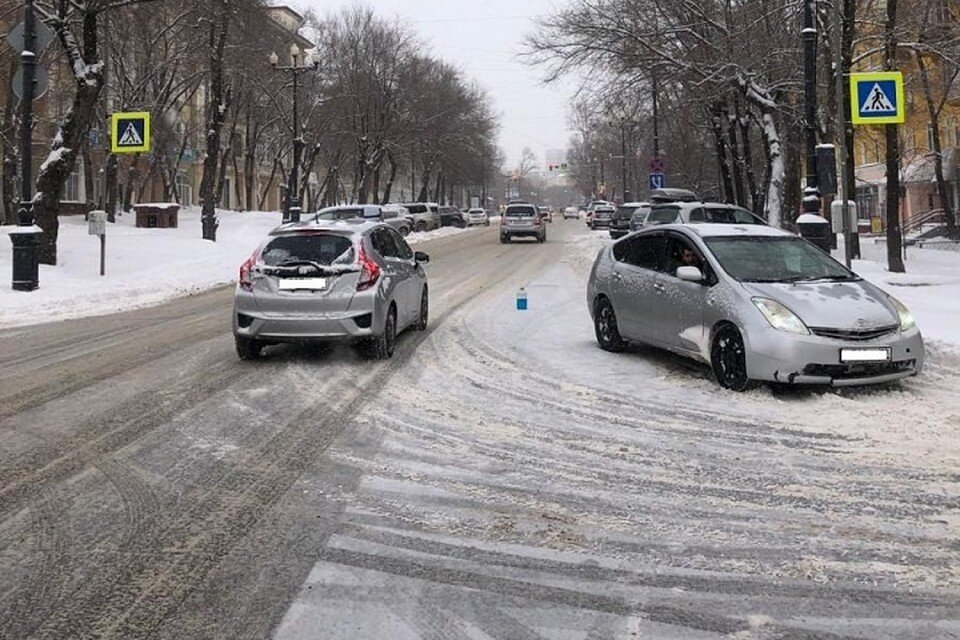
[[0, 208, 480, 328]]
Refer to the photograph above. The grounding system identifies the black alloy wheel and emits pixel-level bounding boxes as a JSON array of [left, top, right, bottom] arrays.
[[367, 307, 397, 360], [594, 298, 626, 352], [711, 324, 752, 391], [416, 288, 429, 331]]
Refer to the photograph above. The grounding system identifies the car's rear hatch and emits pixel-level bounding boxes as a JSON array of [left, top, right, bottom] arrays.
[[502, 206, 539, 229], [249, 233, 361, 315]]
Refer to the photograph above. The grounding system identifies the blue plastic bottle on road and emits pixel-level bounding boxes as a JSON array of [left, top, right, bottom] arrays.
[[516, 288, 528, 311]]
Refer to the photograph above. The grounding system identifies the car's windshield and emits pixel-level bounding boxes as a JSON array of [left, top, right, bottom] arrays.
[[262, 234, 354, 267], [705, 236, 856, 282], [505, 206, 536, 216]]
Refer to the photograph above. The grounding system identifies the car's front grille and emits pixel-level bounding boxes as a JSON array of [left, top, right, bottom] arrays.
[[803, 360, 915, 380], [809, 325, 899, 341]]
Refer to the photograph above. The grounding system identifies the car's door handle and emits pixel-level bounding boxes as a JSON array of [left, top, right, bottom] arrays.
[[653, 283, 665, 293], [612, 272, 623, 280]]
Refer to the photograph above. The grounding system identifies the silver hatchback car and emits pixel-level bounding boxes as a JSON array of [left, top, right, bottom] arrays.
[[233, 220, 429, 360], [587, 224, 924, 390]]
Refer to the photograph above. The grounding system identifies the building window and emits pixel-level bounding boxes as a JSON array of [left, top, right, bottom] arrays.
[[856, 185, 878, 220], [176, 174, 193, 206], [62, 168, 81, 201]]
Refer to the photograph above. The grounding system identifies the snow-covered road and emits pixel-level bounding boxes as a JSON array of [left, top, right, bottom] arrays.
[[277, 223, 960, 639], [1, 219, 957, 638]]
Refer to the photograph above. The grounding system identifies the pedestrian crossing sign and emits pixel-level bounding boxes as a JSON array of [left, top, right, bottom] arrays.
[[111, 111, 151, 153], [850, 72, 905, 125]]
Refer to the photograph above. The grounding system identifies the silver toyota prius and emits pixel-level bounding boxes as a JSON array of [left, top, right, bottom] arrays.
[[233, 220, 429, 360], [587, 224, 924, 390]]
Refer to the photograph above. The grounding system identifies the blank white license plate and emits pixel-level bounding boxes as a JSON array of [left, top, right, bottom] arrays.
[[278, 277, 327, 291], [840, 348, 891, 363]]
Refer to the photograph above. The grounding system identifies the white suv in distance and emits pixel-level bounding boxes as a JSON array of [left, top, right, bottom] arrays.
[[465, 208, 490, 226]]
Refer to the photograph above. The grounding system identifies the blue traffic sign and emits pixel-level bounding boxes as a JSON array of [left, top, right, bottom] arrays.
[[649, 173, 666, 190], [850, 72, 905, 125]]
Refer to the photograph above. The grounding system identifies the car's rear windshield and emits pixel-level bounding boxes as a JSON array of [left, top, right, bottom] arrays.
[[262, 234, 354, 267], [646, 207, 680, 224], [315, 208, 359, 221], [505, 206, 536, 216], [691, 207, 765, 225], [704, 236, 855, 283], [614, 206, 638, 219]]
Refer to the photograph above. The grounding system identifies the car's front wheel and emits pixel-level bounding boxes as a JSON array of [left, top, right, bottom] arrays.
[[415, 221, 427, 233], [399, 226, 410, 237], [235, 335, 264, 360], [415, 288, 428, 331], [594, 298, 626, 352], [500, 234, 509, 244], [711, 324, 753, 391]]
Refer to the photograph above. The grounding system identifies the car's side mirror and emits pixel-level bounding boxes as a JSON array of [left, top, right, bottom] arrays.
[[415, 251, 430, 263], [676, 266, 703, 283]]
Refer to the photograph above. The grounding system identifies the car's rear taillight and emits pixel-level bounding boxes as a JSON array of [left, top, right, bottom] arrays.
[[238, 248, 261, 292], [533, 216, 541, 226], [356, 245, 381, 291]]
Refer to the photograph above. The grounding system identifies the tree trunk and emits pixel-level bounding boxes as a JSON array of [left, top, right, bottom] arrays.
[[105, 154, 118, 222], [34, 10, 104, 264], [199, 3, 230, 241], [122, 155, 140, 212], [884, 0, 905, 272], [381, 150, 399, 204], [83, 148, 95, 217], [258, 155, 281, 211], [711, 103, 735, 203], [841, 0, 861, 257], [916, 52, 957, 237]]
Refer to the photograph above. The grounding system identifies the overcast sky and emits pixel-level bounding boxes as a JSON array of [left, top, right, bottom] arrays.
[[292, 0, 578, 170]]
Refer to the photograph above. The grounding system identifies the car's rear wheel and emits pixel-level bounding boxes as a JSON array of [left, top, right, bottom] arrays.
[[416, 288, 429, 331], [235, 335, 264, 360], [415, 221, 427, 233], [365, 307, 397, 360], [711, 324, 753, 391], [594, 298, 626, 352], [399, 225, 410, 237]]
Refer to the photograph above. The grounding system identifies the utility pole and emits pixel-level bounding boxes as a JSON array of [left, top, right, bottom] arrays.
[[834, 0, 852, 267], [802, 0, 821, 217], [10, 0, 42, 291]]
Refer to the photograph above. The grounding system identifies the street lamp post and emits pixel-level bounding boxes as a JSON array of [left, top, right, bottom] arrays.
[[802, 0, 821, 216], [10, 0, 42, 291], [270, 44, 316, 223]]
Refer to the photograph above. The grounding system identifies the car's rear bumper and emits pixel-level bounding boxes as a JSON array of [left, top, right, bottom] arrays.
[[745, 325, 924, 386], [233, 290, 381, 342]]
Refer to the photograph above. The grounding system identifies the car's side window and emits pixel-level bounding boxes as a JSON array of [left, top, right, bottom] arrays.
[[733, 208, 764, 224], [666, 234, 714, 283], [389, 229, 414, 260], [371, 229, 398, 258], [614, 234, 666, 271], [689, 208, 705, 222]]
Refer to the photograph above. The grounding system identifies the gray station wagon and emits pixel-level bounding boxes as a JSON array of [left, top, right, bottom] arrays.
[[233, 220, 429, 360]]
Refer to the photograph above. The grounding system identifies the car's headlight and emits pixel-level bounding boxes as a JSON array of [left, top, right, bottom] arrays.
[[752, 297, 809, 335], [887, 295, 916, 331]]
